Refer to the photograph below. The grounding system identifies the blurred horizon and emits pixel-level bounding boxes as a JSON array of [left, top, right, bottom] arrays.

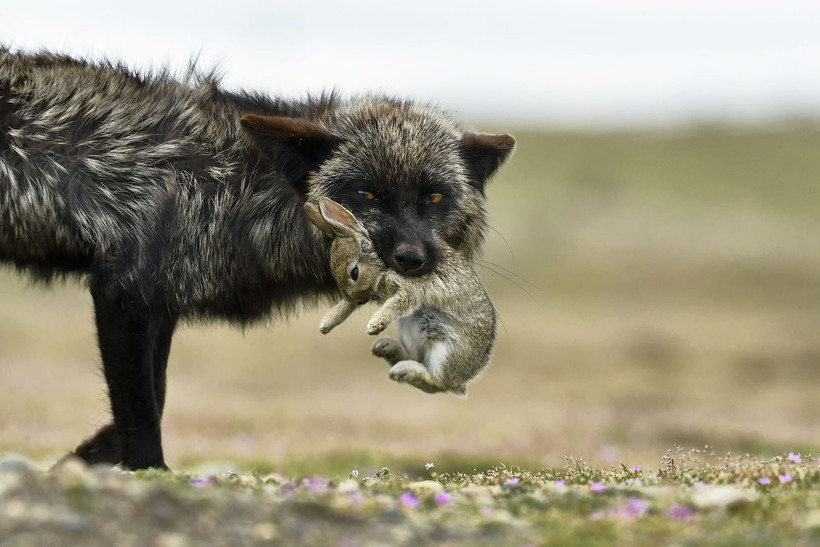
[[3, 1, 820, 129]]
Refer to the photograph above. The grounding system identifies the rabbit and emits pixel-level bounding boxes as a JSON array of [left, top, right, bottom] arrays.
[[304, 197, 496, 396]]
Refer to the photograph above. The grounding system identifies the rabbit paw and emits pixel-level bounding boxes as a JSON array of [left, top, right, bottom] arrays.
[[371, 338, 407, 364], [389, 361, 427, 384], [366, 319, 388, 335]]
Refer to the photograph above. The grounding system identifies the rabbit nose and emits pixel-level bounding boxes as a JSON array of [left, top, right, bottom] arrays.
[[392, 244, 425, 276], [351, 289, 373, 305]]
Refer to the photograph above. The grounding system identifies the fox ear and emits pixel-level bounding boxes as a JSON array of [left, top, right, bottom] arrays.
[[461, 132, 515, 194], [316, 198, 369, 239], [240, 115, 336, 189]]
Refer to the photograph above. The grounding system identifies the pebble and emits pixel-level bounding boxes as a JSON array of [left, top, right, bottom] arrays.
[[690, 486, 758, 509]]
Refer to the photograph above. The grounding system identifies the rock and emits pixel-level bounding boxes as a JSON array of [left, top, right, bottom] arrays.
[[690, 486, 758, 510], [0, 453, 32, 473]]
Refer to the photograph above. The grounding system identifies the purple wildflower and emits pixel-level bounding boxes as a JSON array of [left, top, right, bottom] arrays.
[[346, 490, 364, 506], [667, 503, 695, 521], [626, 478, 642, 486], [590, 482, 607, 493], [435, 492, 453, 506], [610, 498, 650, 520], [758, 476, 772, 485], [694, 481, 709, 488], [192, 475, 215, 488], [400, 492, 420, 509], [778, 473, 793, 483], [630, 465, 641, 472], [279, 481, 297, 496], [554, 479, 566, 486], [788, 452, 802, 464], [304, 476, 329, 494], [505, 477, 521, 485]]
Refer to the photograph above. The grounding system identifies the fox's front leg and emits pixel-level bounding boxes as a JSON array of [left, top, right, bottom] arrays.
[[319, 299, 358, 334], [366, 291, 415, 335]]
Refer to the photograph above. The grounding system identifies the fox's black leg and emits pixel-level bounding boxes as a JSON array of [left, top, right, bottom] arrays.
[[152, 312, 178, 419], [72, 280, 176, 470]]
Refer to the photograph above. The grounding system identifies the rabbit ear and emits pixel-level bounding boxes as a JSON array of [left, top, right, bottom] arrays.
[[304, 201, 336, 237], [316, 198, 369, 239]]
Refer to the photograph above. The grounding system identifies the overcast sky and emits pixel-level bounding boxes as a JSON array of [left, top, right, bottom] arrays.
[[3, 1, 820, 128]]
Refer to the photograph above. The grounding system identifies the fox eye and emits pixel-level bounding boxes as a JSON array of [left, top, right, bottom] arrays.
[[427, 193, 443, 203], [357, 190, 374, 200], [350, 266, 359, 281]]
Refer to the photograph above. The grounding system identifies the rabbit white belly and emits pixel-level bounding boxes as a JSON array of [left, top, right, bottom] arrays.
[[398, 312, 450, 379]]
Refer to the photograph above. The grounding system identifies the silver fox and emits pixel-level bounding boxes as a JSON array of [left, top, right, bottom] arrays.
[[305, 198, 496, 396]]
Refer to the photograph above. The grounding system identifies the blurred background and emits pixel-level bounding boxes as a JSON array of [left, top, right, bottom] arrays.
[[1, 1, 818, 474]]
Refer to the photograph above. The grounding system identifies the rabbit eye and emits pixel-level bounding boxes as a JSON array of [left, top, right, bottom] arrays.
[[350, 266, 359, 281], [427, 193, 443, 203], [357, 190, 375, 200]]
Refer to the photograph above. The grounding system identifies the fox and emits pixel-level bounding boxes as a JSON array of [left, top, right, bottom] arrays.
[[305, 198, 496, 396], [0, 47, 514, 469]]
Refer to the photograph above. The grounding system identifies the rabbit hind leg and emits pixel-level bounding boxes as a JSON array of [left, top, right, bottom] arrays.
[[389, 360, 445, 393], [371, 337, 410, 365]]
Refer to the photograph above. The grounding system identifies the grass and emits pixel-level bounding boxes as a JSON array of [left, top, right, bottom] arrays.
[[1, 124, 819, 483], [3, 450, 819, 545]]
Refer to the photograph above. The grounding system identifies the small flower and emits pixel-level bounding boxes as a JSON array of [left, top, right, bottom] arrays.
[[425, 462, 435, 470], [626, 498, 651, 516], [590, 482, 607, 493], [758, 476, 772, 485], [788, 452, 802, 464], [694, 481, 709, 488], [630, 465, 641, 472], [304, 476, 329, 494], [778, 473, 793, 483], [350, 469, 360, 478], [505, 477, 520, 485], [435, 492, 453, 505], [626, 478, 642, 486], [192, 475, 215, 488], [346, 490, 364, 506], [553, 479, 566, 486], [667, 503, 695, 521], [400, 492, 420, 509]]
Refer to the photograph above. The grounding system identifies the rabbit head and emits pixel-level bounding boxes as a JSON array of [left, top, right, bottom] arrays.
[[305, 197, 381, 304]]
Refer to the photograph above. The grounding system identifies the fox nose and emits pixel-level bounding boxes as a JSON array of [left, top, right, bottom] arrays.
[[392, 244, 425, 276]]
